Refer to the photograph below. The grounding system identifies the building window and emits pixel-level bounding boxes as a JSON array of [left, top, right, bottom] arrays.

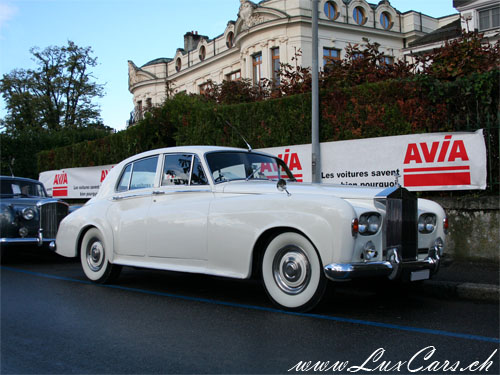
[[253, 53, 262, 85], [226, 31, 234, 48], [199, 46, 206, 61], [199, 82, 208, 95], [227, 70, 241, 81], [479, 7, 500, 31], [175, 58, 182, 72], [137, 100, 143, 120], [146, 98, 152, 108], [381, 56, 394, 65], [380, 12, 392, 30], [324, 1, 339, 20], [272, 48, 280, 84], [323, 47, 340, 67], [353, 6, 366, 25]]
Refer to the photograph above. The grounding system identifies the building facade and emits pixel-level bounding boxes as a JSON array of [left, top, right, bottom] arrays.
[[405, 0, 499, 55], [128, 0, 459, 125]]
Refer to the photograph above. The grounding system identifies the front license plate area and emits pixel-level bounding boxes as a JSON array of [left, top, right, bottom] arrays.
[[411, 269, 430, 281]]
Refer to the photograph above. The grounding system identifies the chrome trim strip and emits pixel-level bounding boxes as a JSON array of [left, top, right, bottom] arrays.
[[1, 237, 55, 244]]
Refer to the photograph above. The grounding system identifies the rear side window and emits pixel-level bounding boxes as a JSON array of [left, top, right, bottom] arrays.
[[116, 156, 158, 192], [116, 164, 132, 192]]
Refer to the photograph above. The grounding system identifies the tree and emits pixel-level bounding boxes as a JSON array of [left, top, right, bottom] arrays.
[[0, 41, 109, 178], [1, 40, 105, 134]]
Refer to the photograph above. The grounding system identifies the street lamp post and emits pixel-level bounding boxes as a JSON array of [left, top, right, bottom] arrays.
[[311, 0, 321, 183]]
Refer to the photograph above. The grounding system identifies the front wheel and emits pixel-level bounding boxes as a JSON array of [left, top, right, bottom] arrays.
[[261, 232, 326, 312], [80, 228, 121, 283]]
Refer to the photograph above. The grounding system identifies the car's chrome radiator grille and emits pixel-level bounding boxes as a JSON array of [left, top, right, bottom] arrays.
[[39, 202, 69, 239], [380, 187, 418, 262]]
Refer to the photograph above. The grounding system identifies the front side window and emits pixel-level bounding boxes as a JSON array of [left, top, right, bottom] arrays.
[[162, 154, 208, 186], [206, 151, 295, 184]]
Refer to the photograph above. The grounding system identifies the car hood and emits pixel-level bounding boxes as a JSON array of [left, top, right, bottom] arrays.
[[220, 181, 386, 199]]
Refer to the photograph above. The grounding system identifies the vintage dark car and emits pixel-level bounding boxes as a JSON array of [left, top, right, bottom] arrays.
[[0, 176, 69, 249]]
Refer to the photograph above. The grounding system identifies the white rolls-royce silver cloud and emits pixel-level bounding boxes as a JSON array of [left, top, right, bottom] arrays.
[[54, 146, 447, 311]]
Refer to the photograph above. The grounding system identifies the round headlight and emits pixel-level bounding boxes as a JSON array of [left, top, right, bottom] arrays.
[[419, 213, 436, 234], [22, 207, 35, 221], [358, 213, 381, 236]]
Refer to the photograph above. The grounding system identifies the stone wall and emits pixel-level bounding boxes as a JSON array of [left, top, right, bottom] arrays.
[[432, 195, 499, 262]]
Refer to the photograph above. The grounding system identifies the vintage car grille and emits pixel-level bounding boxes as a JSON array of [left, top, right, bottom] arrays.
[[38, 201, 69, 239], [377, 187, 418, 262]]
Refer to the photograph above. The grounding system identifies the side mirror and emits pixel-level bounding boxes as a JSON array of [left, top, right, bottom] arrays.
[[277, 179, 291, 196]]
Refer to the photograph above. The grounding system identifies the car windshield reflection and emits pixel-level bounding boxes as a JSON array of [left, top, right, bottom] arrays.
[[0, 179, 47, 198], [206, 151, 296, 183]]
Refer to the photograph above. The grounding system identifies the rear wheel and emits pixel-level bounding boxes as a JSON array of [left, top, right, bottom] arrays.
[[261, 232, 326, 312], [80, 228, 121, 283]]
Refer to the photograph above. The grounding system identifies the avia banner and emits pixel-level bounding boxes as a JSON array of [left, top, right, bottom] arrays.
[[39, 130, 486, 198], [260, 130, 486, 191], [39, 165, 114, 199]]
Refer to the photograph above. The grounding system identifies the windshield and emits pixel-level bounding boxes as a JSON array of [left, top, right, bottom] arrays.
[[206, 151, 296, 184], [0, 179, 47, 198]]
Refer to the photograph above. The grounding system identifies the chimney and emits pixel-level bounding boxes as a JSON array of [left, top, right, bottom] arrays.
[[184, 31, 201, 52]]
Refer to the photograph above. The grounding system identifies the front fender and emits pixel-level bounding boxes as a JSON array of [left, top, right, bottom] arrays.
[[207, 193, 357, 278]]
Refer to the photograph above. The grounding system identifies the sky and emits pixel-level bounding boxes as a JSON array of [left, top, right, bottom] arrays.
[[0, 0, 457, 132]]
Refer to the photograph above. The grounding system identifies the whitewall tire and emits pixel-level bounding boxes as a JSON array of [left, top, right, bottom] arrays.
[[262, 232, 326, 312], [80, 228, 121, 283]]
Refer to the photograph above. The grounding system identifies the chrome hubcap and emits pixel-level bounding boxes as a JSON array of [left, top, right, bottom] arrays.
[[87, 240, 104, 272], [273, 246, 311, 295]]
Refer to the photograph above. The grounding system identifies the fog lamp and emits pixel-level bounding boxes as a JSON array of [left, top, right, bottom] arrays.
[[363, 241, 377, 260], [22, 207, 35, 221], [19, 227, 29, 238]]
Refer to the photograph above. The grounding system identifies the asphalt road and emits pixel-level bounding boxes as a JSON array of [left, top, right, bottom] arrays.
[[1, 248, 499, 374]]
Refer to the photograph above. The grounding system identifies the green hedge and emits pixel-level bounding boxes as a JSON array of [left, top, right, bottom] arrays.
[[38, 71, 499, 176]]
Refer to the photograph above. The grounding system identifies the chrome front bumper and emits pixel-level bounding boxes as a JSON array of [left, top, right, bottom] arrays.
[[1, 231, 57, 250], [324, 247, 440, 281]]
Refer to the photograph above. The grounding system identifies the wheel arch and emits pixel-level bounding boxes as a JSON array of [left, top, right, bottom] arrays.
[[250, 226, 322, 279], [76, 223, 114, 261]]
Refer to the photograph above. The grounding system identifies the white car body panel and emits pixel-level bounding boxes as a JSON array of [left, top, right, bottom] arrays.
[[55, 146, 447, 284]]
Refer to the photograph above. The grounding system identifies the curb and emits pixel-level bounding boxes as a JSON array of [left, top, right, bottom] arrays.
[[418, 280, 500, 303]]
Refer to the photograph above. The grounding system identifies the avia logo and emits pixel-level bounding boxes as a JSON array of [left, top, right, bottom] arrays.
[[278, 149, 303, 182], [100, 169, 109, 183], [52, 172, 68, 197], [403, 135, 471, 187]]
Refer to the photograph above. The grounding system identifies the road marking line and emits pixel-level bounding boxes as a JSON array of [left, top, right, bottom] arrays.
[[2, 265, 499, 344]]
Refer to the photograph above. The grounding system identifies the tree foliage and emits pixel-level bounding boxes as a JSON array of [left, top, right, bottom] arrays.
[[1, 41, 109, 178]]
